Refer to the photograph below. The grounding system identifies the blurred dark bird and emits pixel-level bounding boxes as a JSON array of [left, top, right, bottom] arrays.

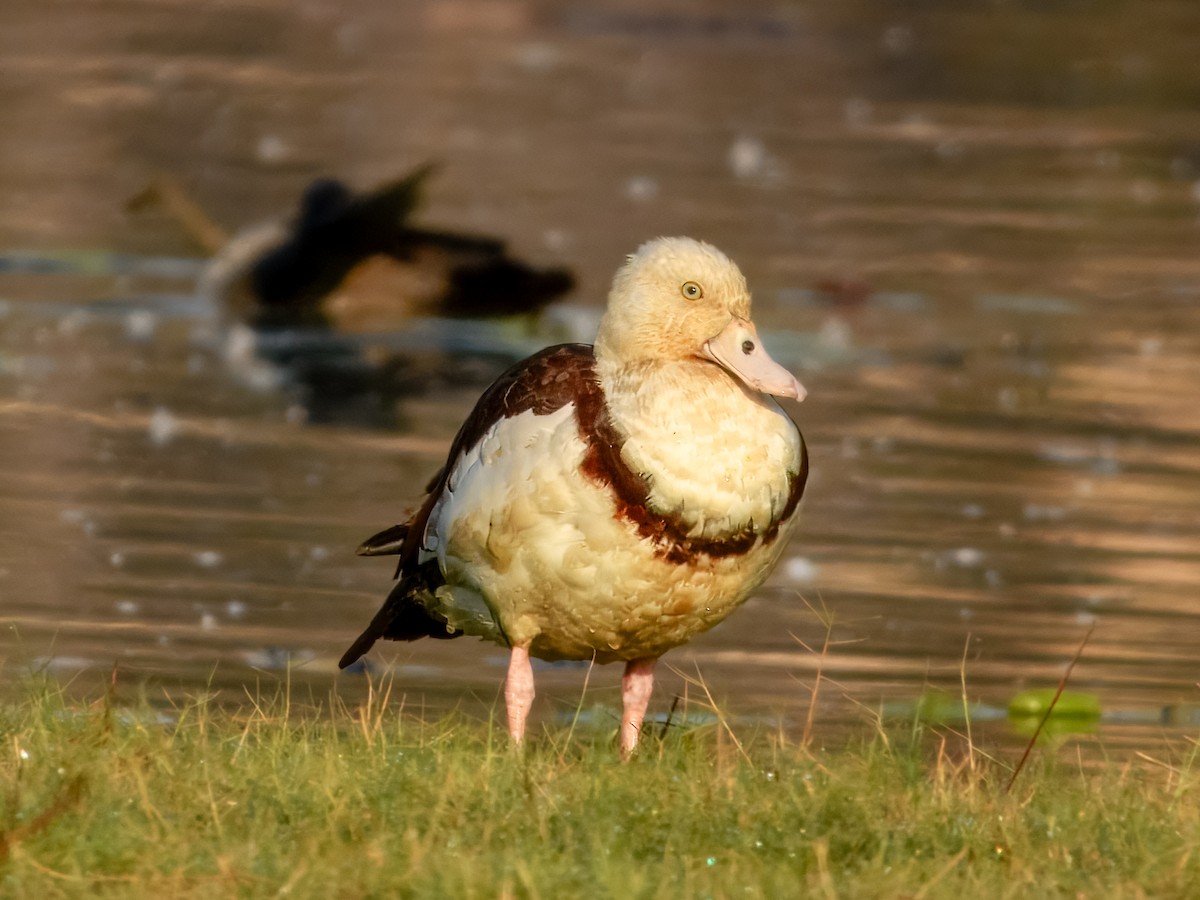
[[242, 168, 574, 329], [131, 166, 575, 331], [128, 167, 577, 425]]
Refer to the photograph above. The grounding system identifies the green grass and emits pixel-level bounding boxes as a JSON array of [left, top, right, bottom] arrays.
[[2, 679, 1198, 899]]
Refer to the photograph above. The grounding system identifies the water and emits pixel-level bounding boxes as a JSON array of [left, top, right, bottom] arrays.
[[2, 0, 1199, 756]]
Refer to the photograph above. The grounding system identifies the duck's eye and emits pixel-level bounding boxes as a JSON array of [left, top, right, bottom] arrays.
[[681, 281, 703, 301]]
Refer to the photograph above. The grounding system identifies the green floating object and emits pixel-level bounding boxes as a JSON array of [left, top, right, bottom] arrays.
[[912, 690, 963, 725], [1008, 688, 1101, 720], [881, 690, 985, 726], [1007, 689, 1101, 738]]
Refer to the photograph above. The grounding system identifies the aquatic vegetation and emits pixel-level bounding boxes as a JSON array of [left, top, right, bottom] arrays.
[[1008, 688, 1102, 738], [1, 679, 1197, 898]]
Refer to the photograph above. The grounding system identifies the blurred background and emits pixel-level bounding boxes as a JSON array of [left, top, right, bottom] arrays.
[[2, 0, 1199, 755]]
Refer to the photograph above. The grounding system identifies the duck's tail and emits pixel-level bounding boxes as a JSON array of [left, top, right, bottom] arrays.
[[338, 562, 461, 670]]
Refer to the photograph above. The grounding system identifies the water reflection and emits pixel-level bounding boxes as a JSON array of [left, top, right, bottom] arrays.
[[2, 0, 1199, 758]]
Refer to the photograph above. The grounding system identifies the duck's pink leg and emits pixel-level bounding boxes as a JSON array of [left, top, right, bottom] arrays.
[[620, 657, 658, 757], [505, 644, 535, 744]]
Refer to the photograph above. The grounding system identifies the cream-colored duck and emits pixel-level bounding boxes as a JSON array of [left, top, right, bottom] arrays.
[[339, 237, 808, 755]]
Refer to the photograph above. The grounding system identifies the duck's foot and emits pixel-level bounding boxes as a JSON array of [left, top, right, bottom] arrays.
[[505, 644, 535, 745], [620, 657, 658, 758]]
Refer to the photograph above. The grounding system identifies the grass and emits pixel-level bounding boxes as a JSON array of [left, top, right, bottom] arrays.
[[2, 676, 1199, 899]]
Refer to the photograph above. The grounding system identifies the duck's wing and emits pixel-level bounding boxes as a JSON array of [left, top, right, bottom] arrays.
[[338, 342, 598, 668], [248, 167, 436, 318], [440, 257, 576, 318], [342, 164, 436, 245]]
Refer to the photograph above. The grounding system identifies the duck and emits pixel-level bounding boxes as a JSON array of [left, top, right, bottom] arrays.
[[209, 166, 575, 331], [338, 237, 808, 755], [133, 166, 575, 331], [130, 167, 576, 424]]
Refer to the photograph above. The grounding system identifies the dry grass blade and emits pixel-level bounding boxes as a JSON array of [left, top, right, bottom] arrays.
[[1005, 623, 1096, 794], [658, 694, 681, 742], [0, 775, 86, 864], [795, 593, 836, 749], [959, 633, 975, 774], [912, 847, 968, 900], [560, 655, 596, 760], [665, 663, 753, 765]]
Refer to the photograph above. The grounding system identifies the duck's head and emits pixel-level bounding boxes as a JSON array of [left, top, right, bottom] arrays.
[[594, 237, 806, 401]]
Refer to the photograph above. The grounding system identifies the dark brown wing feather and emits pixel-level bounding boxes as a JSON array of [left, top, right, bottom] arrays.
[[356, 523, 409, 557], [338, 343, 598, 668]]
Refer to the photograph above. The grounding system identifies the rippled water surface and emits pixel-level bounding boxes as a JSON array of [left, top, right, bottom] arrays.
[[3, 0, 1199, 756]]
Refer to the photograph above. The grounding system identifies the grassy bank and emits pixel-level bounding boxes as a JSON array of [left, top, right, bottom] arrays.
[[2, 679, 1197, 899]]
